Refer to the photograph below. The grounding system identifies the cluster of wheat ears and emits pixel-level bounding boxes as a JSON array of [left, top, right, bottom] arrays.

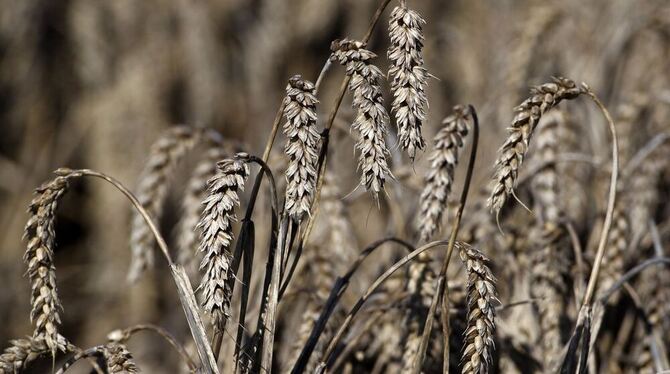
[[2, 0, 670, 373]]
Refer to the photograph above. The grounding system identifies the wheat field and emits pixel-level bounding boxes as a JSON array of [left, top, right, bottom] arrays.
[[0, 0, 669, 373]]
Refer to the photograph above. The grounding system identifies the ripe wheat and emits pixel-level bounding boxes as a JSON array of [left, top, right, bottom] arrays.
[[388, 5, 429, 161], [330, 38, 392, 200]]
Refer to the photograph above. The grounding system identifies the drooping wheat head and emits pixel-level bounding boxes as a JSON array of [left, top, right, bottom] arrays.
[[488, 77, 584, 216], [330, 38, 392, 200], [55, 343, 139, 374], [282, 75, 320, 221], [23, 171, 79, 356], [0, 335, 73, 373], [129, 126, 202, 282], [105, 343, 139, 373], [388, 5, 429, 161], [417, 105, 471, 243], [197, 155, 249, 332], [458, 242, 499, 374]]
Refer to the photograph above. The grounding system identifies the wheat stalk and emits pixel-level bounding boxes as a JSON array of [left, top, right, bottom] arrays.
[[488, 77, 584, 217], [129, 126, 202, 282], [282, 75, 320, 221], [458, 242, 498, 374], [388, 5, 429, 161], [23, 172, 79, 356], [330, 38, 392, 200], [197, 155, 249, 332]]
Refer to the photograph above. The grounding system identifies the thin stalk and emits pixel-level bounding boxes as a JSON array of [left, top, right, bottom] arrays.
[[261, 101, 286, 163], [411, 104, 479, 374], [52, 169, 219, 373], [68, 169, 173, 265], [236, 154, 279, 224], [260, 216, 291, 371], [314, 60, 332, 95], [559, 88, 618, 374], [598, 258, 670, 304], [580, 90, 618, 308]]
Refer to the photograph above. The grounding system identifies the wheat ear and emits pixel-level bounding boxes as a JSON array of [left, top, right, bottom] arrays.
[[23, 172, 78, 356], [129, 126, 202, 282], [55, 343, 139, 374], [330, 38, 392, 200], [197, 155, 249, 332], [417, 105, 471, 243], [0, 335, 73, 373], [104, 343, 139, 373], [282, 75, 320, 221], [388, 5, 429, 161], [176, 143, 228, 270], [488, 77, 584, 216], [458, 242, 499, 374]]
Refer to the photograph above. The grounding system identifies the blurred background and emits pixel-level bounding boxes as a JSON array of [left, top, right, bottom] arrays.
[[0, 0, 668, 372]]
